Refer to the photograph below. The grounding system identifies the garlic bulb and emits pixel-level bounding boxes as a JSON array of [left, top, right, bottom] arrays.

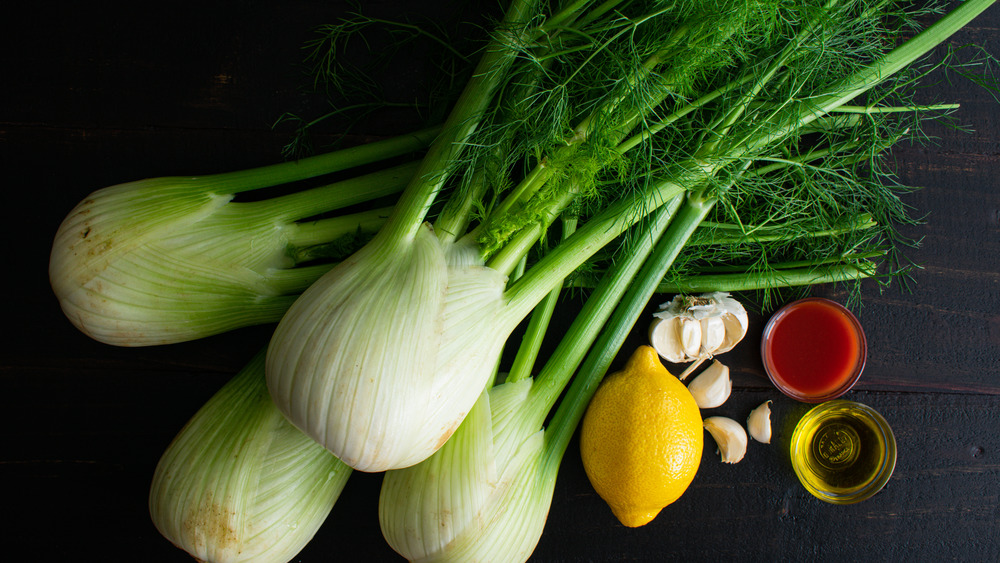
[[703, 416, 748, 464], [686, 360, 731, 409], [747, 400, 772, 444], [266, 223, 509, 472], [648, 292, 749, 365]]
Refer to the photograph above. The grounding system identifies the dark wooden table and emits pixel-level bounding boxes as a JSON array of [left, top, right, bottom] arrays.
[[3, 1, 999, 561]]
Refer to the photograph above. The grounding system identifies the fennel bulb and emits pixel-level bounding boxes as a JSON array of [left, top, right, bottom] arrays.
[[150, 350, 351, 563], [379, 379, 555, 563], [266, 224, 509, 471], [49, 129, 436, 346]]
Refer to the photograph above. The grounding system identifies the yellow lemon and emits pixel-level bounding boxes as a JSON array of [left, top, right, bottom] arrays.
[[580, 345, 703, 527]]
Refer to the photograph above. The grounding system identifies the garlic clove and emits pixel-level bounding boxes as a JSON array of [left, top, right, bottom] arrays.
[[713, 293, 750, 355], [649, 316, 703, 363], [715, 312, 748, 355], [700, 317, 727, 356], [648, 318, 686, 363], [703, 416, 747, 463], [687, 360, 731, 409], [747, 400, 772, 444], [678, 317, 702, 359]]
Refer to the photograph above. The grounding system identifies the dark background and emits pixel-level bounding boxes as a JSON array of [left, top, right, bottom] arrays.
[[2, 1, 999, 560]]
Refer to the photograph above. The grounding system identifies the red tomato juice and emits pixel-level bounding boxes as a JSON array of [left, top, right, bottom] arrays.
[[763, 298, 865, 399]]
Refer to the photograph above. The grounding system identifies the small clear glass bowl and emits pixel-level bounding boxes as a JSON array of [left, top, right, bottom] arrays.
[[761, 297, 867, 403], [790, 400, 897, 505]]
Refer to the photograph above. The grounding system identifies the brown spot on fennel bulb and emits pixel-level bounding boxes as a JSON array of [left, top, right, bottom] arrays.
[[150, 351, 349, 563], [434, 417, 465, 451]]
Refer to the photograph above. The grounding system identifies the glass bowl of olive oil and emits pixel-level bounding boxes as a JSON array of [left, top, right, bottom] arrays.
[[790, 400, 896, 504]]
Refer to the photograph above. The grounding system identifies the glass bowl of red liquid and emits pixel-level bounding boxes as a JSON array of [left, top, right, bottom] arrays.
[[761, 297, 866, 403]]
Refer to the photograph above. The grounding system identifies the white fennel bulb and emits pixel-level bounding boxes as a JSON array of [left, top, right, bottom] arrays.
[[149, 350, 351, 563], [266, 223, 509, 472], [379, 378, 555, 563], [48, 138, 427, 346]]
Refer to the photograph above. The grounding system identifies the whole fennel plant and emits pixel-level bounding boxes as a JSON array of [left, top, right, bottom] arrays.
[[266, 0, 997, 477]]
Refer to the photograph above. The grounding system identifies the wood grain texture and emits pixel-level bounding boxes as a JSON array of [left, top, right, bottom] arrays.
[[2, 1, 998, 561]]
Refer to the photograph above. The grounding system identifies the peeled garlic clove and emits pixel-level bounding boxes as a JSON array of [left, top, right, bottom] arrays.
[[703, 416, 747, 463], [687, 360, 731, 409], [747, 400, 772, 444]]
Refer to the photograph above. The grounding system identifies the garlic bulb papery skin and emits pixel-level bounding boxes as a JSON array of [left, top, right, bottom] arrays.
[[747, 400, 772, 444], [379, 379, 554, 563], [686, 360, 732, 409], [649, 292, 749, 363], [703, 416, 748, 464], [150, 350, 350, 563], [267, 223, 509, 472]]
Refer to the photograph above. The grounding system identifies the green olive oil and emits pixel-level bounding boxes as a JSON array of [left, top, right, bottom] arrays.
[[790, 400, 896, 504]]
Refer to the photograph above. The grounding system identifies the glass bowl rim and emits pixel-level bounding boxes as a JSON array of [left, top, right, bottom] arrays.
[[789, 399, 897, 505], [760, 297, 867, 403]]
